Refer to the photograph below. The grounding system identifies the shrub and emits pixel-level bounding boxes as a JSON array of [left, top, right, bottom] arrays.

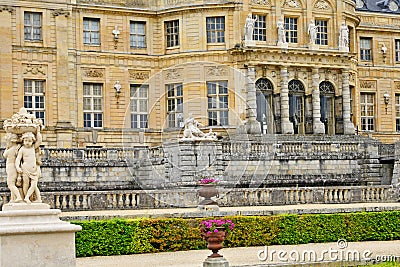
[[72, 211, 400, 257]]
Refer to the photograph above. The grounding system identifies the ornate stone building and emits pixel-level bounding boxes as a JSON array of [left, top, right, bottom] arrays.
[[0, 0, 400, 148]]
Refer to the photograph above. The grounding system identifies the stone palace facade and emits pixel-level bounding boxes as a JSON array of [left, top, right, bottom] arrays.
[[0, 0, 400, 148]]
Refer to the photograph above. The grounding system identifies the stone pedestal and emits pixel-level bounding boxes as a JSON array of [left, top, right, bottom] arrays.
[[203, 256, 229, 267], [244, 40, 256, 47], [339, 46, 349, 52], [308, 44, 319, 50], [0, 203, 81, 267], [277, 42, 288, 49]]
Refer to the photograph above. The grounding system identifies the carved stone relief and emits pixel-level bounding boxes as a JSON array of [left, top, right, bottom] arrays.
[[359, 80, 376, 89], [206, 66, 227, 77], [282, 0, 300, 8], [52, 9, 70, 17], [23, 64, 46, 76], [165, 68, 182, 80], [314, 0, 330, 10], [82, 68, 104, 78], [129, 70, 150, 81], [395, 81, 400, 90], [252, 0, 270, 6], [0, 6, 14, 13]]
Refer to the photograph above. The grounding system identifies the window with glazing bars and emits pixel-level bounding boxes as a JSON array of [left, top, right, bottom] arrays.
[[207, 81, 229, 126], [130, 21, 146, 48], [130, 84, 148, 129], [284, 17, 298, 43], [360, 92, 374, 131], [83, 18, 100, 45], [24, 12, 42, 41], [166, 83, 183, 127], [165, 20, 179, 47], [24, 80, 45, 122], [83, 83, 103, 128]]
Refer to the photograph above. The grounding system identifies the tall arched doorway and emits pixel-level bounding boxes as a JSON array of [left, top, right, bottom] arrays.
[[288, 79, 305, 134], [319, 81, 335, 134], [256, 78, 274, 134]]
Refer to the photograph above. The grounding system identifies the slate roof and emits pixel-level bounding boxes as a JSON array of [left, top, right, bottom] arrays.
[[356, 0, 400, 14]]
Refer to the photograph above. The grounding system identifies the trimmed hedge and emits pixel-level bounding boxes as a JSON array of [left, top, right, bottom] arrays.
[[72, 211, 400, 257]]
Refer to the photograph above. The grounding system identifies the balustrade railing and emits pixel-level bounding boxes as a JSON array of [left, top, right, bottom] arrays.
[[0, 185, 395, 211]]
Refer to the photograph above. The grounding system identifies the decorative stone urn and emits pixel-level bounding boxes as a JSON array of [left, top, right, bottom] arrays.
[[200, 227, 226, 258], [198, 184, 219, 206]]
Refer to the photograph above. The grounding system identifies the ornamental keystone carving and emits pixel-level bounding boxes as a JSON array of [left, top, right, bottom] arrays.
[[252, 0, 270, 5], [82, 68, 104, 78], [165, 69, 182, 80], [314, 0, 330, 10], [206, 66, 227, 77], [23, 64, 46, 76], [359, 80, 376, 89], [283, 0, 300, 8], [129, 70, 150, 81], [52, 9, 70, 17]]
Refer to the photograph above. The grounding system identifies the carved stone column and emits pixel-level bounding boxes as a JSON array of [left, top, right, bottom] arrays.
[[280, 67, 293, 134], [241, 66, 261, 134], [342, 69, 355, 135], [311, 68, 325, 134], [0, 7, 14, 121], [53, 10, 74, 147]]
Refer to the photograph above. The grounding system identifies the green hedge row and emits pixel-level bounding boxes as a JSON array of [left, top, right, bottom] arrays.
[[72, 211, 400, 257]]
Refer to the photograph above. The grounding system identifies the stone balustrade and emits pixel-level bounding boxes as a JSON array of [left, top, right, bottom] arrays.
[[0, 185, 396, 211]]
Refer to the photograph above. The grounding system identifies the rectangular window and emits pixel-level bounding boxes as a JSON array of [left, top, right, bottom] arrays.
[[360, 38, 372, 61], [83, 18, 100, 45], [166, 83, 183, 127], [130, 84, 148, 129], [207, 81, 229, 126], [284, 17, 298, 43], [315, 20, 328, 45], [165, 20, 179, 48], [206, 17, 225, 43], [395, 40, 400, 62], [130, 21, 146, 48], [360, 92, 374, 131], [396, 94, 400, 131], [24, 12, 42, 41], [253, 15, 266, 41], [83, 83, 103, 128], [24, 80, 45, 122]]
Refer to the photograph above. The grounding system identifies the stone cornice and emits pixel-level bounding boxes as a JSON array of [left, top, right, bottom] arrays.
[[0, 6, 15, 13]]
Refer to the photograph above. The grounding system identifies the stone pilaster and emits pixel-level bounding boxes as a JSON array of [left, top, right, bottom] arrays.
[[342, 69, 355, 135], [0, 8, 14, 120], [280, 67, 293, 134], [311, 68, 325, 134], [54, 10, 73, 147]]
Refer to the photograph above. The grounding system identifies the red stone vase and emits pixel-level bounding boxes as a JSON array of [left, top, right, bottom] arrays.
[[198, 184, 219, 205], [200, 227, 226, 258]]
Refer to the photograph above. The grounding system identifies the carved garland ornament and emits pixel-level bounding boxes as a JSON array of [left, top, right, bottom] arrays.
[[283, 0, 300, 8], [206, 66, 227, 77], [359, 80, 376, 89], [83, 68, 104, 78], [165, 69, 182, 80], [52, 9, 70, 17], [252, 0, 270, 5], [24, 64, 46, 76], [314, 0, 330, 10], [129, 70, 150, 81]]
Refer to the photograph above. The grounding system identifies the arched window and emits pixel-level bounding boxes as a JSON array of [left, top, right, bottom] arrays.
[[319, 81, 335, 95], [256, 78, 274, 134], [288, 80, 305, 134], [319, 81, 335, 134]]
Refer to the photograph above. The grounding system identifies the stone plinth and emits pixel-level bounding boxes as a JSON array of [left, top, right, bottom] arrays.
[[0, 203, 81, 267], [203, 257, 229, 267]]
